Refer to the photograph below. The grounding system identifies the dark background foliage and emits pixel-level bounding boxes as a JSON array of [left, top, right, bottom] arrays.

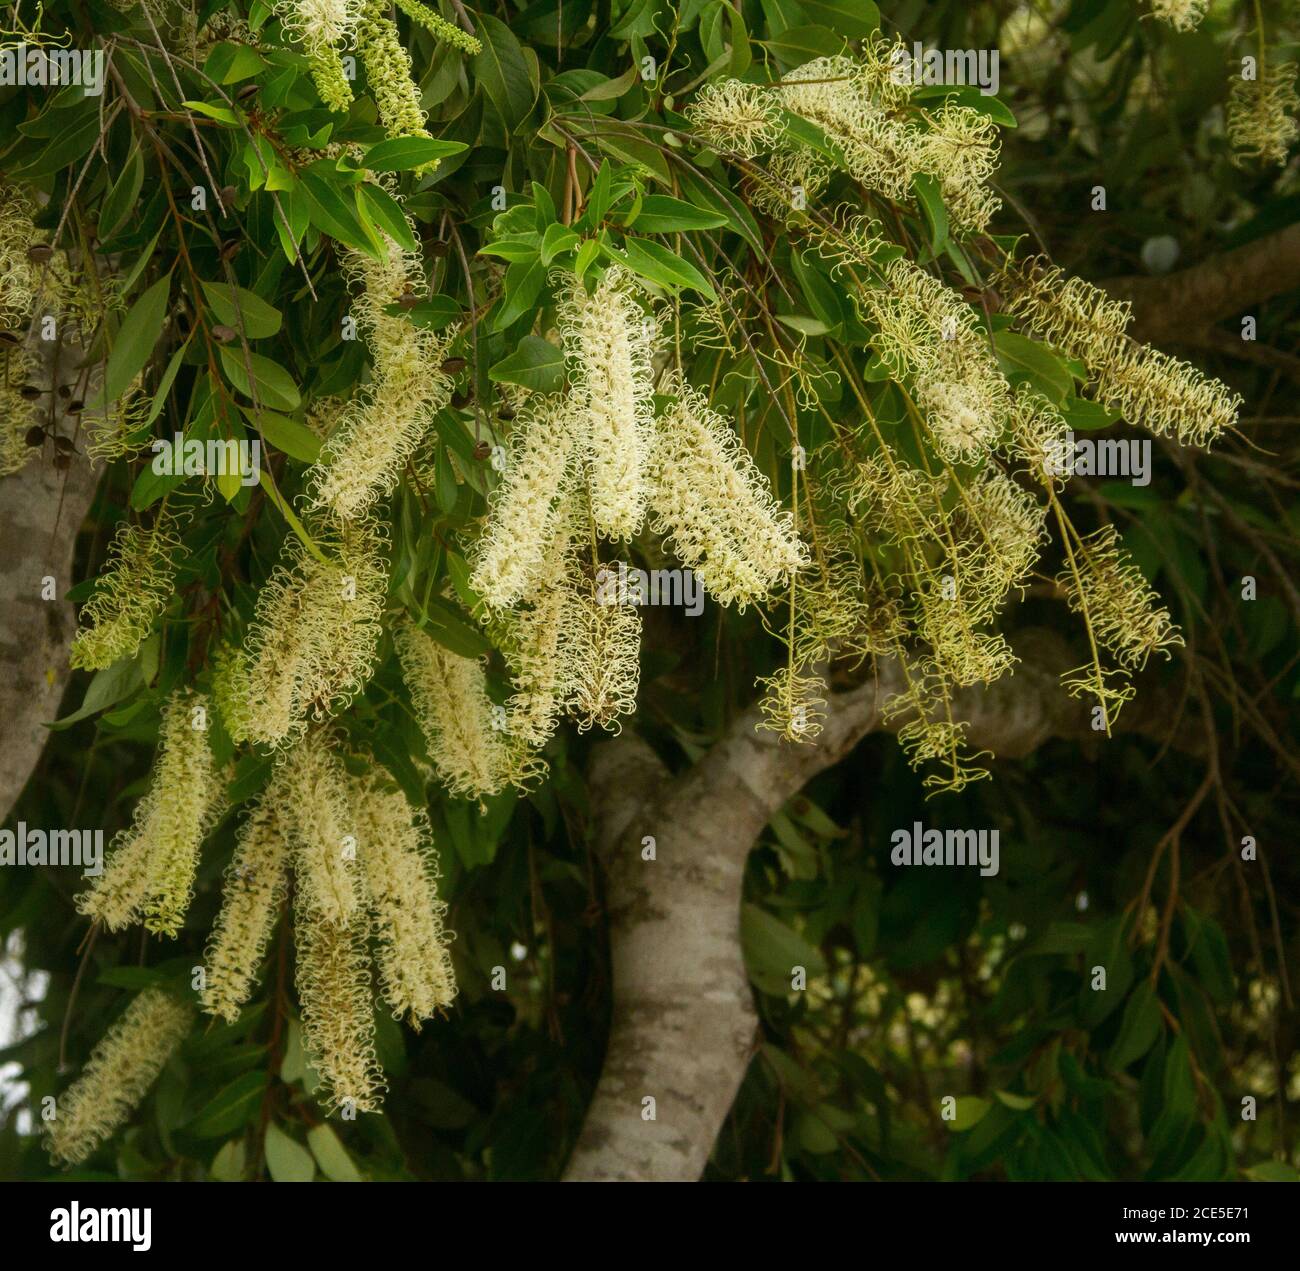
[[0, 0, 1296, 1181]]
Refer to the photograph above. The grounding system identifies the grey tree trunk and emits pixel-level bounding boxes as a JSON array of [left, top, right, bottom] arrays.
[[563, 636, 1131, 1182], [0, 330, 101, 822]]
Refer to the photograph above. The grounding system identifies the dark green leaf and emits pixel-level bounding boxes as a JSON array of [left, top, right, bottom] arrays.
[[490, 335, 565, 393], [200, 282, 282, 340], [605, 237, 716, 298], [471, 14, 539, 131], [363, 136, 468, 172], [92, 273, 172, 410], [624, 194, 729, 233]]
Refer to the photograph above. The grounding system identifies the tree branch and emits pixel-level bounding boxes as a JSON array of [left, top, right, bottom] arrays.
[[563, 634, 1122, 1182], [1103, 223, 1300, 347]]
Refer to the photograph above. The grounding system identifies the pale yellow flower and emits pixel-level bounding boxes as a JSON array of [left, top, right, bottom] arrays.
[[649, 377, 807, 609], [77, 690, 225, 937], [46, 989, 193, 1166], [69, 512, 179, 672], [557, 266, 658, 541], [200, 780, 293, 1022], [395, 619, 520, 799], [352, 772, 457, 1028]]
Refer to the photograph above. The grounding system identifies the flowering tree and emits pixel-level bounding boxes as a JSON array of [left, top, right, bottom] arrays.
[[1, 0, 1297, 1182]]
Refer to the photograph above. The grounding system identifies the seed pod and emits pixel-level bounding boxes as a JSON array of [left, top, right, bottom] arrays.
[[429, 240, 450, 257], [472, 439, 491, 460], [26, 243, 53, 264], [219, 239, 241, 262], [54, 435, 75, 454], [237, 83, 259, 101], [440, 356, 467, 376], [24, 426, 44, 447], [451, 390, 471, 410], [211, 324, 237, 343], [19, 384, 42, 400]]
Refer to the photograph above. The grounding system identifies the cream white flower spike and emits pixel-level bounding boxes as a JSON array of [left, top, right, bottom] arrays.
[[649, 377, 807, 609], [557, 266, 658, 541], [46, 989, 193, 1166], [77, 690, 225, 937]]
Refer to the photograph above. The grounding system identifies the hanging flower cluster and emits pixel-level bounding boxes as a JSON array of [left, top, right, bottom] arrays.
[[1149, 0, 1208, 32], [40, 1, 1270, 1170], [274, 733, 456, 1112], [462, 265, 806, 754], [68, 715, 456, 1129], [278, 0, 481, 139], [309, 239, 459, 519], [1227, 61, 1299, 168], [77, 690, 228, 936], [68, 510, 181, 671], [45, 988, 194, 1167], [354, 0, 480, 163], [679, 114, 1238, 784], [999, 256, 1241, 448], [688, 37, 1002, 233]]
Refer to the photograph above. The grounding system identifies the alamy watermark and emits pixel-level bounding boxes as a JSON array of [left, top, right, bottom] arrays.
[[0, 824, 102, 876], [595, 562, 705, 617], [891, 822, 1000, 877], [890, 43, 1000, 97], [0, 44, 104, 96], [1044, 431, 1151, 486], [151, 433, 261, 488], [49, 1204, 151, 1252]]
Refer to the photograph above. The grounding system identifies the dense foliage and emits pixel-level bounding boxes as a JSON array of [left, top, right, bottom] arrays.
[[0, 0, 1296, 1182]]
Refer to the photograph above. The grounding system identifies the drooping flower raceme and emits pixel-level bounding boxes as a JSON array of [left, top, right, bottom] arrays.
[[77, 690, 225, 937], [280, 730, 362, 929], [274, 732, 383, 1113], [277, 0, 359, 112], [503, 499, 584, 747], [238, 517, 387, 748], [648, 377, 807, 609], [395, 619, 524, 799], [69, 512, 179, 672], [1227, 61, 1299, 168], [1001, 256, 1240, 447], [557, 266, 658, 541], [469, 394, 580, 608], [293, 878, 384, 1115], [1057, 524, 1183, 672], [563, 583, 642, 734], [46, 988, 193, 1167], [200, 779, 293, 1023], [394, 0, 482, 54], [309, 236, 457, 520], [351, 773, 457, 1028]]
